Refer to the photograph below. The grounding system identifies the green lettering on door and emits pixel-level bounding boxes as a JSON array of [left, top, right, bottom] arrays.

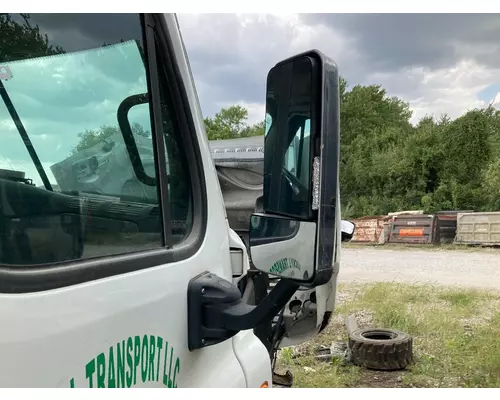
[[85, 359, 96, 388], [148, 335, 156, 382], [117, 340, 126, 388], [133, 335, 141, 385], [269, 258, 301, 275], [156, 336, 163, 382], [108, 346, 116, 388], [96, 352, 106, 388], [126, 337, 133, 388], [71, 334, 181, 388], [140, 335, 149, 383], [162, 341, 169, 386]]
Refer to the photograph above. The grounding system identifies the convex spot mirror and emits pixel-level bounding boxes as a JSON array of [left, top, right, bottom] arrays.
[[250, 217, 355, 279], [250, 214, 316, 281], [249, 50, 340, 287], [341, 220, 355, 242]]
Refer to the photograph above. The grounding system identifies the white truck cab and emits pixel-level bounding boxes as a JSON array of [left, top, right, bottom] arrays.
[[0, 13, 353, 387]]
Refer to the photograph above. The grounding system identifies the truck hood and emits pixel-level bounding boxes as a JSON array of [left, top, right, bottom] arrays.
[[209, 136, 264, 190]]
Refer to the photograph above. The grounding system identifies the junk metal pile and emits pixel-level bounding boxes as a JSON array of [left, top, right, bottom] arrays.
[[276, 314, 413, 387], [351, 210, 500, 247]]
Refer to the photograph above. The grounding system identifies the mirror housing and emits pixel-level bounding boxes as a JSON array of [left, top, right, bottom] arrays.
[[249, 50, 340, 287]]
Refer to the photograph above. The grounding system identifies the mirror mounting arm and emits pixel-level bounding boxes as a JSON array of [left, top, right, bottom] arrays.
[[187, 271, 300, 351]]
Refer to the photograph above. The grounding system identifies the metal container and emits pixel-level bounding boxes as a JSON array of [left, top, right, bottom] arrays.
[[388, 214, 435, 244], [455, 212, 500, 245], [388, 210, 423, 217], [433, 210, 473, 244], [380, 221, 392, 244], [351, 216, 391, 244]]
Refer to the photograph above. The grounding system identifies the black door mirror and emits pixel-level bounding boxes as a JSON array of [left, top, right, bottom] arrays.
[[248, 50, 340, 287]]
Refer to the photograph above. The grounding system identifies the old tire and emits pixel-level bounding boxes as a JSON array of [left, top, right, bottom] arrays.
[[348, 328, 413, 371]]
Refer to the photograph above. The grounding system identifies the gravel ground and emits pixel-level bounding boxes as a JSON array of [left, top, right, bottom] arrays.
[[339, 247, 500, 291]]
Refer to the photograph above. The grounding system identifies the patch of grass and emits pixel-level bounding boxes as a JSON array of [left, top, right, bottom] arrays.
[[438, 291, 481, 308], [280, 347, 294, 363], [275, 282, 500, 388], [464, 314, 500, 387], [279, 357, 361, 388]]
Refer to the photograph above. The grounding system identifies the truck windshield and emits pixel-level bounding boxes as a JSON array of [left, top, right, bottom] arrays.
[[0, 40, 153, 196]]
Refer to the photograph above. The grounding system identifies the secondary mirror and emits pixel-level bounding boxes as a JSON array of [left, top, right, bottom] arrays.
[[249, 214, 316, 281], [341, 220, 355, 242]]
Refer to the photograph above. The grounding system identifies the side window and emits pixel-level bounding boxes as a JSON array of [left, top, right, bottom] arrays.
[[265, 112, 272, 136], [283, 119, 311, 189], [0, 13, 192, 266], [284, 127, 300, 176]]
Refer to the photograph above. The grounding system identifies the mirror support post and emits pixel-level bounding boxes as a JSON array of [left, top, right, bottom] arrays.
[[187, 271, 300, 351]]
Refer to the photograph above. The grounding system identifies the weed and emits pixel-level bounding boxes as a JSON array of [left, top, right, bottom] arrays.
[[275, 282, 500, 388]]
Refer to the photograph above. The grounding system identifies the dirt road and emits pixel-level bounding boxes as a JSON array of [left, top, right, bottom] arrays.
[[339, 247, 500, 290]]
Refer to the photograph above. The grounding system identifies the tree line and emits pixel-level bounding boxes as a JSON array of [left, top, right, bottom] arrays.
[[201, 78, 500, 219], [336, 77, 500, 218]]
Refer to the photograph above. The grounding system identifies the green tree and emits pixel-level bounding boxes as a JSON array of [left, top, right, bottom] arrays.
[[241, 120, 265, 137], [204, 105, 264, 140], [0, 13, 65, 61], [338, 75, 500, 217], [339, 81, 415, 217]]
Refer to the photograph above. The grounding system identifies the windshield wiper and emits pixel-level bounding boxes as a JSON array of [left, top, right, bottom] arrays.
[[0, 79, 52, 191]]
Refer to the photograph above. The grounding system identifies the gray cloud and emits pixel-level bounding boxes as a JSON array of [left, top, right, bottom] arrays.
[[18, 14, 143, 52], [300, 14, 500, 72], [177, 13, 317, 117], [177, 13, 369, 118], [177, 13, 500, 125]]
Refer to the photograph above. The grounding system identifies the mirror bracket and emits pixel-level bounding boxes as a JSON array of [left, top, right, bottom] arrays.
[[187, 271, 299, 351]]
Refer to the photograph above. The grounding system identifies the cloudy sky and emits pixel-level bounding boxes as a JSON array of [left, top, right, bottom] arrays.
[[2, 13, 500, 187], [177, 13, 500, 125]]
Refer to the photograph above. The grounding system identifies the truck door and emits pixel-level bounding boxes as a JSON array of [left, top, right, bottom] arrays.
[[0, 13, 252, 387]]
